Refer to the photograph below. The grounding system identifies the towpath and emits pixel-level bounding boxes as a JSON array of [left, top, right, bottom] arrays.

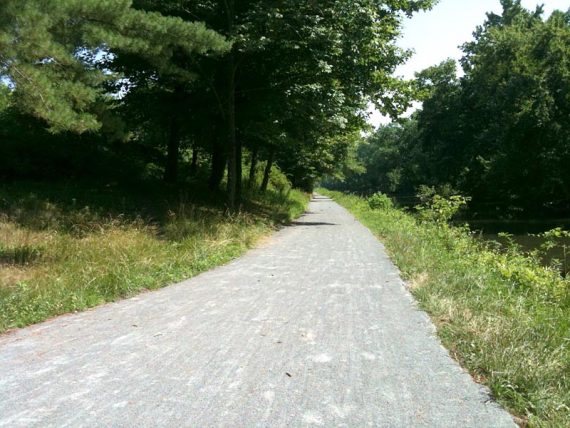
[[0, 196, 515, 427]]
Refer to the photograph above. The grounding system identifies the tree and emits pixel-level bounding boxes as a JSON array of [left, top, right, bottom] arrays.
[[0, 0, 229, 133], [324, 119, 423, 198], [129, 0, 435, 206], [336, 1, 570, 220], [3, 0, 435, 204]]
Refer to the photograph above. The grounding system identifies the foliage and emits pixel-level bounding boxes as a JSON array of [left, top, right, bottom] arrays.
[[416, 193, 471, 224], [534, 228, 570, 274], [116, 0, 435, 202], [329, 1, 570, 221], [0, 0, 437, 209], [323, 119, 424, 199], [0, 0, 229, 133], [367, 192, 394, 210], [321, 189, 570, 427]]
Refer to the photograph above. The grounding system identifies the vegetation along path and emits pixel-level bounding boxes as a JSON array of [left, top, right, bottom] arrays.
[[0, 196, 515, 427]]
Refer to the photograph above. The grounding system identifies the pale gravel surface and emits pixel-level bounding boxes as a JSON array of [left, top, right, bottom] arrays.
[[0, 195, 516, 427]]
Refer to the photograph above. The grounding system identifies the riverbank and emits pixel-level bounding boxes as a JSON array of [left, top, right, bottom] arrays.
[[320, 189, 569, 428]]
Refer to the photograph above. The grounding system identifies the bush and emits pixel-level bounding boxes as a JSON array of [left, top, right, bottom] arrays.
[[416, 194, 470, 224], [367, 192, 393, 210], [269, 165, 292, 194]]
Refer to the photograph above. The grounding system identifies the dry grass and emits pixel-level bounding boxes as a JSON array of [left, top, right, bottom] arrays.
[[408, 272, 429, 291], [0, 181, 309, 333]]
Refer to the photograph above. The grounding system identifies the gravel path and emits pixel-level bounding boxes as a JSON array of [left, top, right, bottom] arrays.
[[0, 196, 515, 427]]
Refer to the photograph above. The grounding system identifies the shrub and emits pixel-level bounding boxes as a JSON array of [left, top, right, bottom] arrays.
[[367, 192, 393, 210], [416, 194, 470, 224], [269, 165, 292, 194]]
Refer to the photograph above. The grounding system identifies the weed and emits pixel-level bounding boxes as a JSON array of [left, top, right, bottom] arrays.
[[416, 193, 471, 224], [367, 192, 393, 210]]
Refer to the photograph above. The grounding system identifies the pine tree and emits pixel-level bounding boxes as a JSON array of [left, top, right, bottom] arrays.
[[0, 0, 229, 133]]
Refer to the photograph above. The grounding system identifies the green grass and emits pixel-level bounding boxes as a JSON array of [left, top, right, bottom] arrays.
[[0, 180, 309, 333], [319, 189, 570, 428]]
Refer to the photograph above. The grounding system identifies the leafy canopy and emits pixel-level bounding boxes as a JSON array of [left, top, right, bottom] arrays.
[[0, 0, 229, 133]]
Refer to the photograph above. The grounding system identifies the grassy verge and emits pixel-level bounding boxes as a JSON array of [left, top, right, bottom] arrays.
[[0, 180, 308, 333], [319, 189, 569, 428]]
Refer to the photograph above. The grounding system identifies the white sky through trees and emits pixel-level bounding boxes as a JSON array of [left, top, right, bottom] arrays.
[[368, 0, 570, 127]]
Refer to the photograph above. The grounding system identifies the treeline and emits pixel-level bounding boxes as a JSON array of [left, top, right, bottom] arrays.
[[0, 0, 434, 208], [330, 0, 570, 220]]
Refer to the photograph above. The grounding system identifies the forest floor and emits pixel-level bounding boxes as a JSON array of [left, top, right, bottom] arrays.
[[0, 195, 514, 427]]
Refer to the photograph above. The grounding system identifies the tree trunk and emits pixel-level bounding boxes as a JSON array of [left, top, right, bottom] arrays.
[[225, 0, 239, 210], [236, 136, 243, 204], [164, 117, 180, 184], [209, 137, 226, 190], [248, 148, 258, 188], [225, 60, 237, 208], [260, 148, 275, 192]]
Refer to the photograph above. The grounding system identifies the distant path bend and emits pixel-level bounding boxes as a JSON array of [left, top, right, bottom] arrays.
[[0, 195, 515, 427]]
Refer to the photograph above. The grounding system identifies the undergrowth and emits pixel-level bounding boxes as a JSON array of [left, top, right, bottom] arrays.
[[320, 189, 570, 428], [0, 180, 308, 333]]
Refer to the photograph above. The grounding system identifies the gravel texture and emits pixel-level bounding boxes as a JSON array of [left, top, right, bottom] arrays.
[[0, 195, 516, 427]]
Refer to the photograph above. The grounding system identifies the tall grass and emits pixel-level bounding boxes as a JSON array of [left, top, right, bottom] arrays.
[[0, 180, 308, 333], [320, 189, 570, 428]]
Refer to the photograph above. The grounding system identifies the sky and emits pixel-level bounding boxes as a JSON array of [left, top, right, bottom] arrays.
[[368, 0, 570, 127]]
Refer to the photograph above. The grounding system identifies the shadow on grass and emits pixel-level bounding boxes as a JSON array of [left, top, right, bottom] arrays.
[[1, 179, 222, 223], [0, 180, 307, 241], [243, 188, 307, 225]]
